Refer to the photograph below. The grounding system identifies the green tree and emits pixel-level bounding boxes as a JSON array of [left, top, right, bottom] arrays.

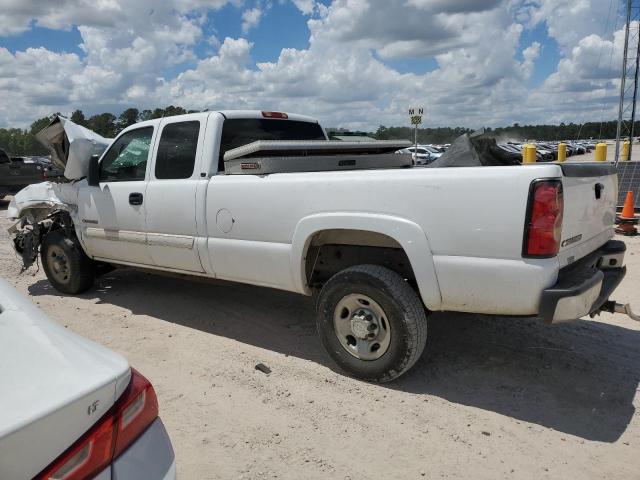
[[138, 109, 152, 121], [86, 113, 117, 137], [70, 109, 87, 126], [162, 105, 187, 117], [117, 108, 140, 131], [29, 116, 52, 135]]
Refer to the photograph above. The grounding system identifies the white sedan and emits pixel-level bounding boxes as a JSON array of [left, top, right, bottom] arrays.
[[397, 145, 442, 165], [0, 279, 176, 480]]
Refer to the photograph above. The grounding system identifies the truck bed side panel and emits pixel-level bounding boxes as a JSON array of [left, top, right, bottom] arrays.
[[204, 164, 562, 313]]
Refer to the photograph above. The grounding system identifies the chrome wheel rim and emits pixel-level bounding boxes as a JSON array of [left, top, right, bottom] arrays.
[[47, 246, 70, 284], [333, 294, 391, 360]]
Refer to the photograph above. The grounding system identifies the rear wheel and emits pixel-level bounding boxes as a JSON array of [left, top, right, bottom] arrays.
[[41, 230, 96, 294], [316, 264, 428, 382]]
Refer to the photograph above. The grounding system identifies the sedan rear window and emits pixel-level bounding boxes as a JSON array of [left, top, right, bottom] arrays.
[[219, 119, 326, 171]]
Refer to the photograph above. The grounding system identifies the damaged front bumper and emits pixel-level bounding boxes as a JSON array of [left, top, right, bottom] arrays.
[[7, 181, 78, 222], [6, 181, 80, 270], [538, 240, 627, 323]]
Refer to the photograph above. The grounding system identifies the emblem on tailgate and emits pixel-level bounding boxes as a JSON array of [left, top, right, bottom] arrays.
[[561, 234, 582, 247]]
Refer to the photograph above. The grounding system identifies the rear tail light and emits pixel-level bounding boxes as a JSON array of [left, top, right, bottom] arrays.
[[523, 179, 564, 258], [261, 111, 288, 119], [35, 368, 158, 480]]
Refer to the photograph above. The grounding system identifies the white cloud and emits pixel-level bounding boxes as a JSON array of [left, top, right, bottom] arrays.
[[0, 47, 84, 126], [291, 0, 316, 15], [525, 0, 615, 53], [520, 41, 541, 79], [0, 0, 626, 131], [241, 7, 263, 33]]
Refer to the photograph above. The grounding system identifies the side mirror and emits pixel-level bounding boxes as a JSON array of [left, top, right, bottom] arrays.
[[88, 154, 100, 187]]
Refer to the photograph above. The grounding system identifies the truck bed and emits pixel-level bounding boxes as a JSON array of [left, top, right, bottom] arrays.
[[223, 140, 413, 174]]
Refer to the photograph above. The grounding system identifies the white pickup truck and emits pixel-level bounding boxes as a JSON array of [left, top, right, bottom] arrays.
[[7, 111, 632, 382]]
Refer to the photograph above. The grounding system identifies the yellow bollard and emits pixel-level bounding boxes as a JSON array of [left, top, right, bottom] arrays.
[[523, 144, 537, 164], [595, 143, 607, 162], [621, 140, 630, 161], [557, 143, 566, 162]]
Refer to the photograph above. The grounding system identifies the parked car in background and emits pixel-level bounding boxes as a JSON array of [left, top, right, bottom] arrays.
[[397, 145, 441, 165], [497, 143, 522, 158], [535, 145, 556, 162], [567, 142, 587, 155], [0, 279, 176, 480], [423, 145, 444, 158], [0, 150, 63, 198]]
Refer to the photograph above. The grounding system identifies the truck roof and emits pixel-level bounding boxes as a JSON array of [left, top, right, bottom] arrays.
[[126, 110, 321, 131]]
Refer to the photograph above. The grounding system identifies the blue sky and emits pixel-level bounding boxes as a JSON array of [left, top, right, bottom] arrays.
[[0, 0, 627, 129], [1, 2, 559, 83]]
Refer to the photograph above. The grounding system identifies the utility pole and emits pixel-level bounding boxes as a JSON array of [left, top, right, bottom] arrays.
[[408, 107, 424, 162], [615, 0, 640, 165]]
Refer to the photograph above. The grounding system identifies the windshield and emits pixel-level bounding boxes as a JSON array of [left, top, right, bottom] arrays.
[[219, 118, 326, 171]]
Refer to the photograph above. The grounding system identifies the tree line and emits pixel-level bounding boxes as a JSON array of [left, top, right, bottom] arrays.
[[0, 106, 196, 156], [373, 121, 640, 145], [1, 105, 638, 156]]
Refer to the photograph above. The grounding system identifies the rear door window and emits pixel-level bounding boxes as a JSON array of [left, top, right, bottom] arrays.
[[155, 121, 200, 179]]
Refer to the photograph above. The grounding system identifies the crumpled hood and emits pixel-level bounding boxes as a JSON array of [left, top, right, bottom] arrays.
[[36, 115, 112, 180]]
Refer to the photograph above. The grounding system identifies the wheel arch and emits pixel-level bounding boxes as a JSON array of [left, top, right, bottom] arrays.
[[290, 213, 442, 310]]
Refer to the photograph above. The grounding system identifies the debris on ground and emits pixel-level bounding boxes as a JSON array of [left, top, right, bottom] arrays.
[[255, 363, 272, 375]]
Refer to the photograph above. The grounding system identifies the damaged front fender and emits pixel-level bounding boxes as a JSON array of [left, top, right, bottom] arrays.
[[7, 181, 80, 222], [7, 181, 81, 271]]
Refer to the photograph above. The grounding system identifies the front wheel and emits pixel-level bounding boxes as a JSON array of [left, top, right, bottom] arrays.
[[41, 230, 96, 294], [316, 264, 428, 382]]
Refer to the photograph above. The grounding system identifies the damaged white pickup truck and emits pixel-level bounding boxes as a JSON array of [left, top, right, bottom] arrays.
[[7, 111, 635, 381]]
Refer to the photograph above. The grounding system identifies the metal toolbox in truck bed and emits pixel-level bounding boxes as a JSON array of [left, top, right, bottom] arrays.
[[223, 140, 413, 175]]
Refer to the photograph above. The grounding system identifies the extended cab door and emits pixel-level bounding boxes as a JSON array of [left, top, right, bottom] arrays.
[[143, 116, 205, 272], [77, 126, 155, 265]]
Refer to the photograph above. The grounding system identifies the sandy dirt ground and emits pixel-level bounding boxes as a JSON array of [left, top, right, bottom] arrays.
[[1, 197, 640, 480]]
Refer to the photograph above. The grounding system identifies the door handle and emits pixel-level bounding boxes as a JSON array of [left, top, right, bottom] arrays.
[[129, 192, 143, 205]]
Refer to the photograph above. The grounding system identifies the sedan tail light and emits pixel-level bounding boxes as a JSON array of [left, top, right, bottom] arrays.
[[523, 179, 564, 258], [35, 368, 158, 480]]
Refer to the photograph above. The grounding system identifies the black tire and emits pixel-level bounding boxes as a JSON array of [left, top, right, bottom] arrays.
[[41, 229, 96, 294], [316, 264, 428, 382]]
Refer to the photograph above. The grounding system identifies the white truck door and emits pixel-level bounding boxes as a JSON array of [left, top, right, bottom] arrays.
[[143, 117, 205, 272], [77, 126, 155, 265]]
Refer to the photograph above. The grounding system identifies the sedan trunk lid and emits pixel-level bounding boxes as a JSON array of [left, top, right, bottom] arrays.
[[0, 280, 130, 479]]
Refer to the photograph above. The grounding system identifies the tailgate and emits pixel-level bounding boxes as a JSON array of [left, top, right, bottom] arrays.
[[558, 163, 618, 267]]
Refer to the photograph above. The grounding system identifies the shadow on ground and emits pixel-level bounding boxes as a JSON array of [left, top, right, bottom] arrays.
[[28, 268, 640, 443]]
